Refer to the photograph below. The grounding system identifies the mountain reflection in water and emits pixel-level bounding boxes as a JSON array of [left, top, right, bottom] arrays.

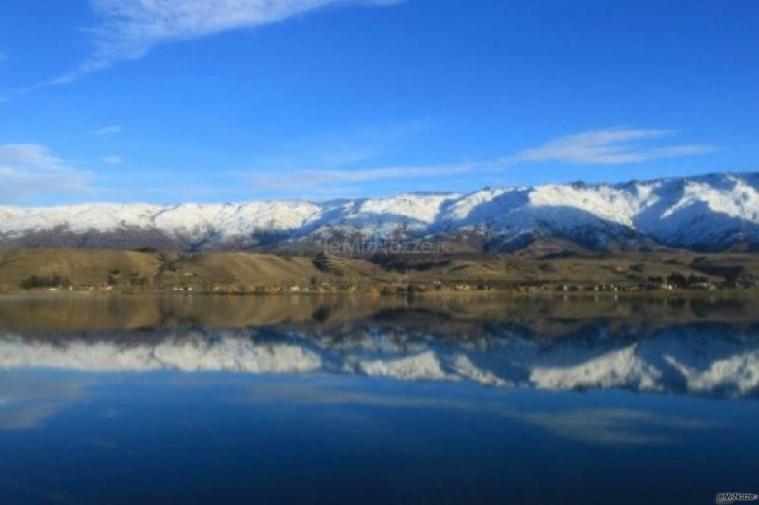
[[1, 294, 757, 398], [1, 294, 758, 505]]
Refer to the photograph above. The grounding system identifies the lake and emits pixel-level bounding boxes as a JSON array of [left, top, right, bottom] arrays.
[[1, 294, 758, 504]]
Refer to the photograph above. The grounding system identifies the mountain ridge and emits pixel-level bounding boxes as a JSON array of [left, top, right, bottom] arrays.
[[2, 172, 758, 252]]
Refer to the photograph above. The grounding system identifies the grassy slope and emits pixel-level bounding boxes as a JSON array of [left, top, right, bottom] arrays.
[[0, 247, 163, 288], [0, 245, 758, 292], [0, 247, 383, 291]]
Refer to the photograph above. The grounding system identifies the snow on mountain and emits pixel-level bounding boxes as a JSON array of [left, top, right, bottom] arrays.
[[151, 201, 322, 240], [0, 172, 757, 250], [358, 193, 455, 224]]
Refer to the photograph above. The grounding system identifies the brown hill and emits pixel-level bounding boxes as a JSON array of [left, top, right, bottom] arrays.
[[0, 245, 757, 293]]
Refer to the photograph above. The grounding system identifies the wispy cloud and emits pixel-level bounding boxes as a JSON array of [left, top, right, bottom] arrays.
[[244, 127, 715, 194], [256, 121, 429, 171], [0, 50, 6, 63], [0, 144, 92, 203], [93, 124, 122, 136], [509, 127, 716, 165], [102, 155, 123, 165], [14, 0, 403, 94], [247, 162, 473, 192], [0, 127, 716, 203]]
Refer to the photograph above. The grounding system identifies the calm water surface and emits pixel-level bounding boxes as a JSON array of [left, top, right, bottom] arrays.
[[1, 294, 758, 504]]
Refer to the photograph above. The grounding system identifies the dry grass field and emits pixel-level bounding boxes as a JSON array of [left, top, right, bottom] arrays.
[[0, 245, 758, 294]]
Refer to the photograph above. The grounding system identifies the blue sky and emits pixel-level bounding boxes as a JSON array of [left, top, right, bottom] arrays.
[[0, 0, 757, 205]]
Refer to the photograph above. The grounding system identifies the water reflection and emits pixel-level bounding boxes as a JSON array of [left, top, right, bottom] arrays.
[[0, 292, 757, 334], [236, 382, 718, 446], [1, 295, 758, 504], [0, 373, 88, 430], [1, 294, 757, 398]]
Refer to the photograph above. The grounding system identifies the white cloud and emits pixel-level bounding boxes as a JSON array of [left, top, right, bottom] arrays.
[[23, 0, 403, 90], [0, 144, 92, 203], [510, 127, 716, 165], [247, 162, 473, 192], [93, 124, 122, 136], [257, 121, 429, 171], [0, 50, 6, 63], [0, 127, 715, 203], [245, 127, 716, 194]]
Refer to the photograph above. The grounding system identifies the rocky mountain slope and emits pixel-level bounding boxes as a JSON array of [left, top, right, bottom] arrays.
[[1, 172, 757, 251]]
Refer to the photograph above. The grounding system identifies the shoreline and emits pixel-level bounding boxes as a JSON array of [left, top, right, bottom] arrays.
[[2, 287, 758, 299]]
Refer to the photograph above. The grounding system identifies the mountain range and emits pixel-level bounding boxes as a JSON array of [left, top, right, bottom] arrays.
[[2, 172, 758, 252]]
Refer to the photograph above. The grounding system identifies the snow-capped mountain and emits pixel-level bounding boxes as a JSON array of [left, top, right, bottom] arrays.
[[1, 172, 758, 251]]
